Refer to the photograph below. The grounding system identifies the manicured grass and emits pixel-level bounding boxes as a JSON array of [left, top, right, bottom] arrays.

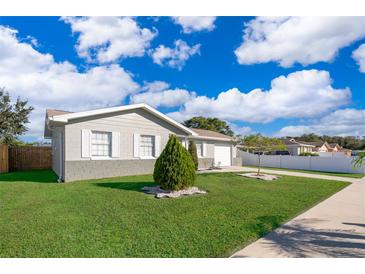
[[0, 170, 348, 257], [246, 166, 364, 178]]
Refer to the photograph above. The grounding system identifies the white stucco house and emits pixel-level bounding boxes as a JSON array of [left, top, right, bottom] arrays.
[[44, 103, 238, 182]]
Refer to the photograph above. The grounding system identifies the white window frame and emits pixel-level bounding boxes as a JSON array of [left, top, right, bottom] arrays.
[[139, 135, 155, 159], [90, 131, 112, 159]]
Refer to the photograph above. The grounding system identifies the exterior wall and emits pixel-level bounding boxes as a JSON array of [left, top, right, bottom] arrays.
[[238, 151, 365, 174], [51, 126, 64, 177], [64, 108, 188, 161], [64, 159, 155, 182]]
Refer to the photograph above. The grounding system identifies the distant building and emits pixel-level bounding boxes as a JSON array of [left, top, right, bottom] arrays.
[[307, 141, 352, 156], [283, 138, 315, 156]]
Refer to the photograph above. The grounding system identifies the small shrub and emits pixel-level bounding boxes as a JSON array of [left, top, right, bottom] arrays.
[[153, 135, 196, 191], [188, 140, 199, 170], [299, 152, 319, 156]]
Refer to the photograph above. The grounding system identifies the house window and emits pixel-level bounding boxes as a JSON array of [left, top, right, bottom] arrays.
[[196, 142, 203, 158], [140, 135, 155, 157], [91, 131, 111, 157]]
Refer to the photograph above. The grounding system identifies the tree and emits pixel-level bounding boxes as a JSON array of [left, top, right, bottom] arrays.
[[153, 135, 196, 191], [188, 140, 199, 170], [183, 116, 234, 136], [0, 88, 34, 146], [239, 134, 285, 175]]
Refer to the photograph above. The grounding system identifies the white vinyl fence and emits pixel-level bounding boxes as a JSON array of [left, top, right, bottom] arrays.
[[238, 151, 365, 174]]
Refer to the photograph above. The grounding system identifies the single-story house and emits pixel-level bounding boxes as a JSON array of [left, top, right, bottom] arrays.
[[44, 104, 238, 182], [283, 138, 315, 156]]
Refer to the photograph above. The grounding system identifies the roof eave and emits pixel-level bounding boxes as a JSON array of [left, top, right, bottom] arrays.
[[49, 104, 196, 136]]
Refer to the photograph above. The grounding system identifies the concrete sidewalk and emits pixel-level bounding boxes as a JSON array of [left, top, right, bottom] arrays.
[[226, 167, 365, 258], [200, 166, 362, 183]]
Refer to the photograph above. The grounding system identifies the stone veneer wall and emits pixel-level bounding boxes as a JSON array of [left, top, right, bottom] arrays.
[[198, 158, 214, 169], [232, 157, 242, 166], [64, 159, 156, 182]]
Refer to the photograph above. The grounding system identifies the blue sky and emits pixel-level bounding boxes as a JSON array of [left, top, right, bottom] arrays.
[[0, 16, 365, 141]]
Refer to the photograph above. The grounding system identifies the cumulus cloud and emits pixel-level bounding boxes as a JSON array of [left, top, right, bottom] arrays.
[[62, 16, 157, 63], [352, 43, 365, 73], [0, 25, 139, 138], [150, 39, 200, 70], [228, 123, 253, 136], [130, 81, 196, 108], [172, 16, 216, 33], [168, 70, 351, 123], [235, 16, 365, 67], [277, 108, 365, 137]]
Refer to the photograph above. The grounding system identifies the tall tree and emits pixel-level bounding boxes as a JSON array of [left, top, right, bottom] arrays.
[[239, 134, 285, 175], [183, 116, 234, 136], [0, 88, 34, 146], [188, 140, 199, 170]]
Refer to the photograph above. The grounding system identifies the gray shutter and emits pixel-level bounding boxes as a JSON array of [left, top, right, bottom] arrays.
[[133, 133, 140, 157], [81, 129, 91, 158], [202, 142, 207, 157], [111, 131, 120, 158], [154, 135, 161, 157]]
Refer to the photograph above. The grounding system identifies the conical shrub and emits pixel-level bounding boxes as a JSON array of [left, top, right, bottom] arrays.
[[153, 135, 196, 191], [188, 140, 199, 170]]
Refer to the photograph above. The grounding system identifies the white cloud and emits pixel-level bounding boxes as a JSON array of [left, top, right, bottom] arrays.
[[277, 108, 365, 137], [168, 70, 351, 123], [352, 43, 365, 72], [130, 81, 196, 108], [228, 123, 253, 136], [172, 16, 216, 33], [235, 16, 365, 67], [150, 39, 200, 70], [0, 25, 139, 138], [62, 16, 156, 63]]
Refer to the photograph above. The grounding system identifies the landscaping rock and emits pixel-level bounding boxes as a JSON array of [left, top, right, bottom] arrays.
[[141, 185, 207, 198], [239, 173, 279, 181]]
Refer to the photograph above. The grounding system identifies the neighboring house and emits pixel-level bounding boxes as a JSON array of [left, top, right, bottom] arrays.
[[309, 141, 352, 157], [44, 104, 237, 182], [283, 138, 315, 156], [308, 141, 331, 153]]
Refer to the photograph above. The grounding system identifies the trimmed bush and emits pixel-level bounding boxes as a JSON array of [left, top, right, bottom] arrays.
[[153, 135, 196, 191], [299, 152, 319, 156], [188, 140, 199, 170]]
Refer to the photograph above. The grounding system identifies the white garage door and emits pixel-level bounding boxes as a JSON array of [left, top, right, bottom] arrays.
[[214, 144, 231, 166]]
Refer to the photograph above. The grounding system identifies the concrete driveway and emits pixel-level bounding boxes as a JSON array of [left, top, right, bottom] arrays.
[[203, 166, 365, 258]]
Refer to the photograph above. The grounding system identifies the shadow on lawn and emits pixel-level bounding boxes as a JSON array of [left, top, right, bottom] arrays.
[[0, 169, 58, 183], [94, 181, 156, 192]]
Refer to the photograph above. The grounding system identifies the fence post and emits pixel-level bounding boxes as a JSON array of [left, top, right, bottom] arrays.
[[279, 154, 282, 168], [309, 156, 311, 170], [0, 144, 9, 173]]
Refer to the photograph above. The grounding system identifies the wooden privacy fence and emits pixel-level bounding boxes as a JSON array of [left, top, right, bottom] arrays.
[[9, 146, 52, 171], [0, 144, 9, 173]]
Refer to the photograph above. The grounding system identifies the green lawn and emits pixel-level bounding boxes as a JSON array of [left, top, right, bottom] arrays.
[[0, 170, 349, 258], [246, 166, 364, 178]]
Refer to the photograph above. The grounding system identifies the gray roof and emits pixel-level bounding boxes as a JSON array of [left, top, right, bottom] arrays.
[[283, 138, 315, 147], [44, 108, 234, 142], [190, 128, 234, 141], [44, 109, 73, 138]]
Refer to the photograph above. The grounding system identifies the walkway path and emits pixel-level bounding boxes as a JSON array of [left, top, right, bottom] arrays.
[[201, 166, 365, 257]]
